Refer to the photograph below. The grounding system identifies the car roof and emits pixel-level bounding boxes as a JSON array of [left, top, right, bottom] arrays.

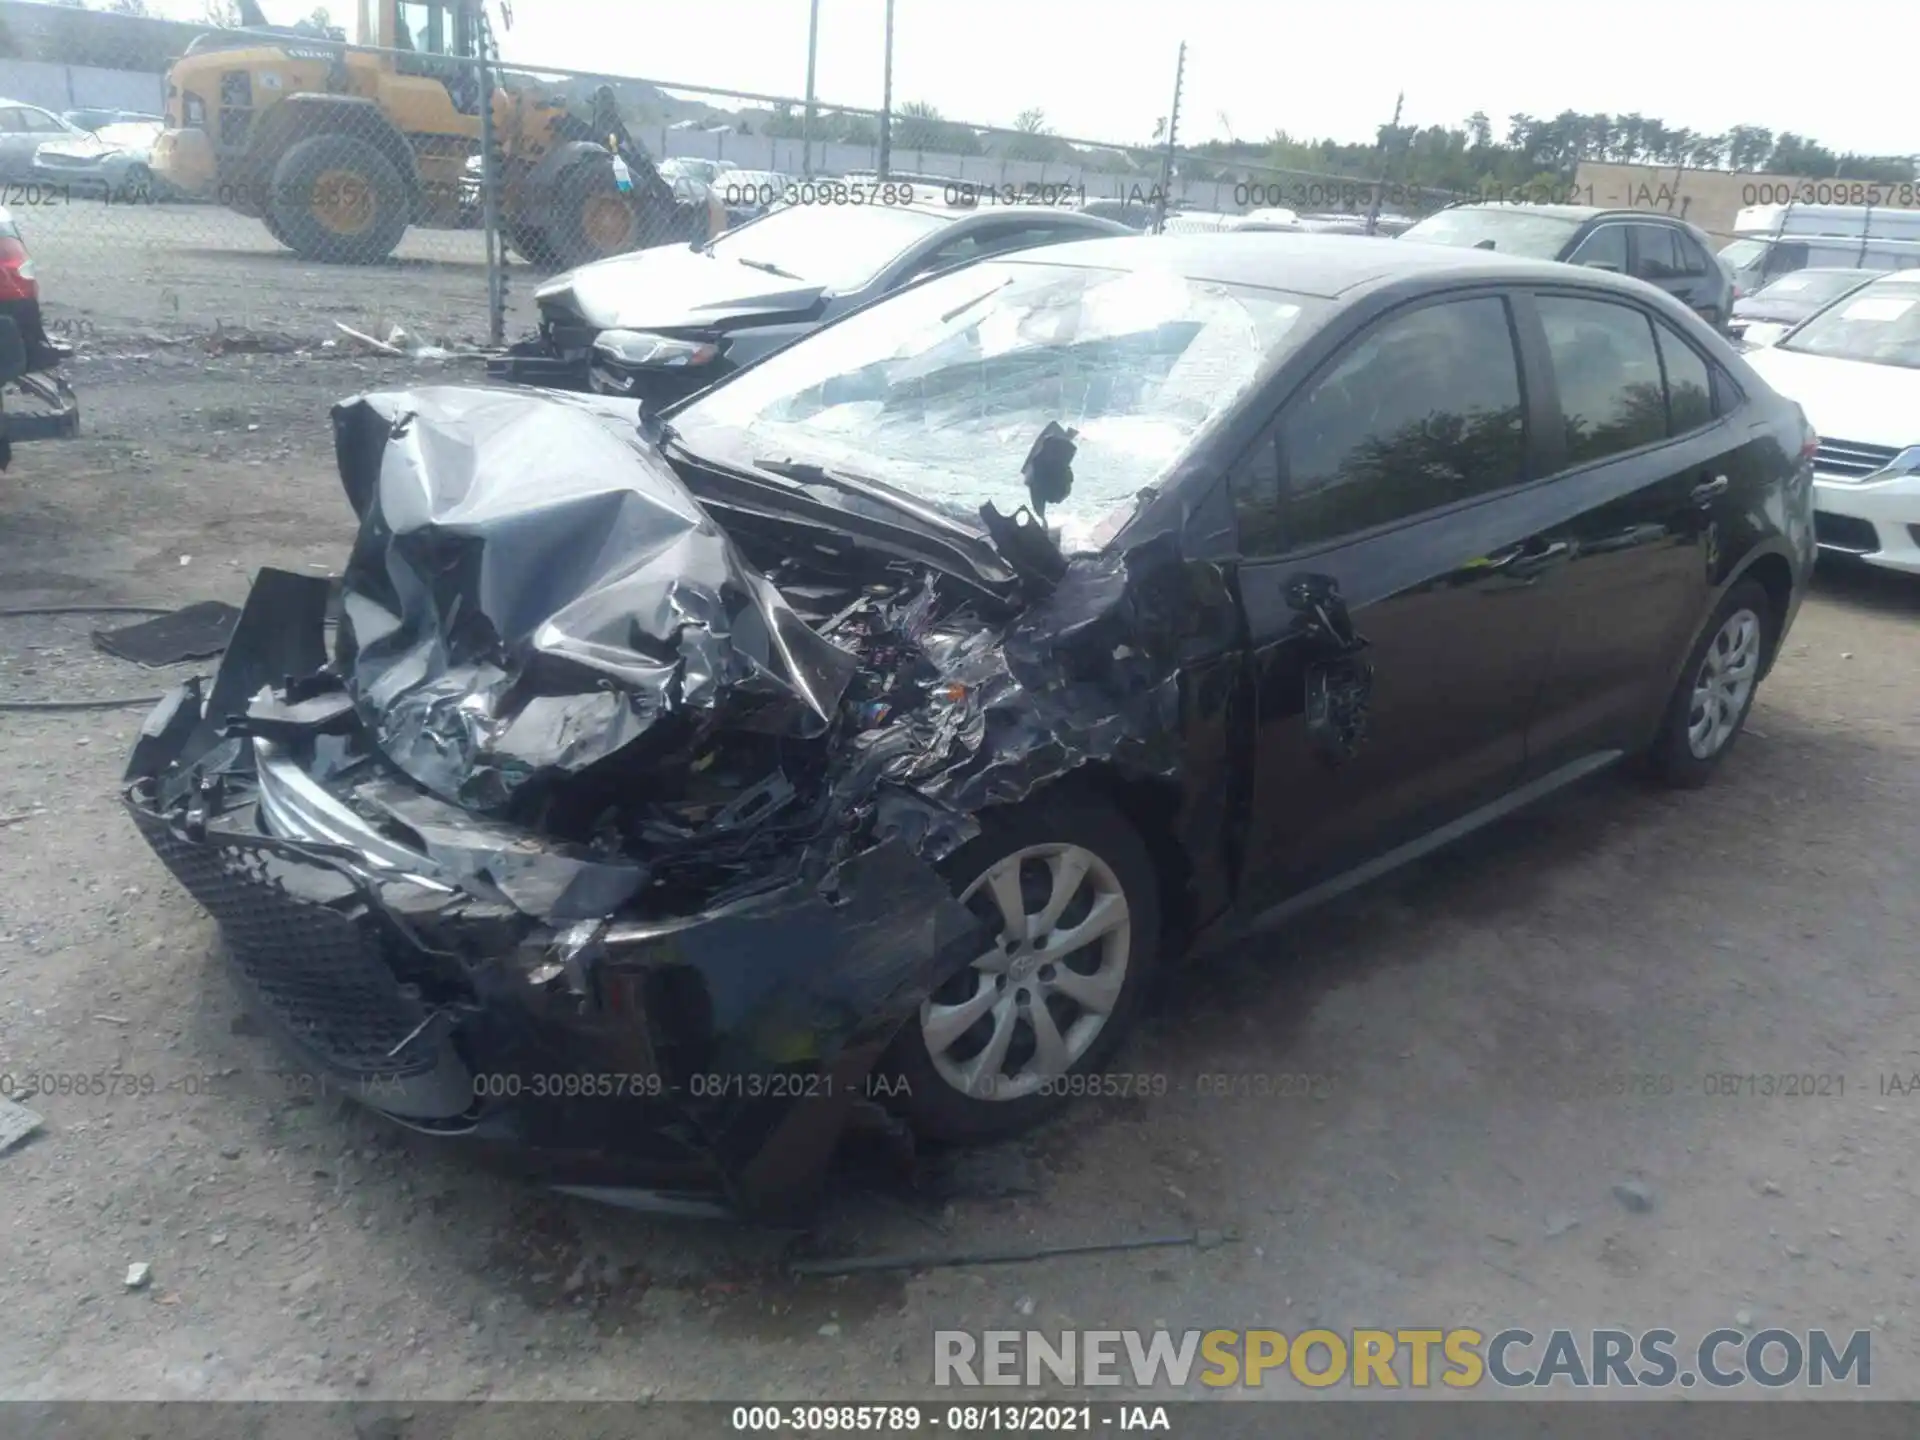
[[896, 198, 1127, 230], [1443, 202, 1701, 229], [991, 230, 1651, 298]]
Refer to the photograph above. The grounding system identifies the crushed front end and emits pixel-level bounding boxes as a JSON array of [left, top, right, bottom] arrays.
[[125, 385, 1204, 1218]]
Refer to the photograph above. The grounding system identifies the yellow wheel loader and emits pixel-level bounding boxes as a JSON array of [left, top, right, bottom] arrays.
[[150, 0, 726, 267]]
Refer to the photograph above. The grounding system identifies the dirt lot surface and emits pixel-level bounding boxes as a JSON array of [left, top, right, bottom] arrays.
[[2, 246, 1918, 1405]]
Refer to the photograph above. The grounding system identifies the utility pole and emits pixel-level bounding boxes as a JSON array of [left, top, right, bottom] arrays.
[[1152, 42, 1184, 234], [876, 0, 895, 179], [802, 0, 820, 178], [1365, 89, 1402, 235]]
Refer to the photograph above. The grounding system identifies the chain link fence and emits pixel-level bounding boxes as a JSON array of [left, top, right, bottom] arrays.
[[0, 1, 1467, 359]]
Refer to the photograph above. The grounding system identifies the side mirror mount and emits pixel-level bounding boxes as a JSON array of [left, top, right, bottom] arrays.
[[0, 316, 26, 387], [1285, 572, 1361, 652], [1287, 574, 1372, 765]]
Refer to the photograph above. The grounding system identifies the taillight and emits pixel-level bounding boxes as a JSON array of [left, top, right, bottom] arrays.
[[0, 235, 37, 302], [1799, 418, 1819, 463]]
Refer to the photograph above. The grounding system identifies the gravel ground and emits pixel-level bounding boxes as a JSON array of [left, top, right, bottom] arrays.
[[1, 246, 1918, 1404]]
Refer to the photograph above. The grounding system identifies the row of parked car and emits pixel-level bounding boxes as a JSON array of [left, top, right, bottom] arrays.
[[0, 101, 178, 201]]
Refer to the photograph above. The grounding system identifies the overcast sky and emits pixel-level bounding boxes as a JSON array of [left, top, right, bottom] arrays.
[[137, 0, 1917, 157]]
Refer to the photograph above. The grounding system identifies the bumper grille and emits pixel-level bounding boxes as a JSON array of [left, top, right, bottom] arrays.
[[130, 805, 439, 1078], [1814, 511, 1881, 555], [1814, 438, 1900, 482]]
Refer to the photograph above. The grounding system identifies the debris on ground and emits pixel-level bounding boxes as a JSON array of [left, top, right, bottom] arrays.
[[0, 1097, 44, 1154], [1545, 1213, 1581, 1239], [91, 601, 241, 667], [201, 325, 300, 356], [788, 1229, 1238, 1277], [123, 1263, 152, 1291], [333, 321, 476, 361], [1612, 1180, 1655, 1213]]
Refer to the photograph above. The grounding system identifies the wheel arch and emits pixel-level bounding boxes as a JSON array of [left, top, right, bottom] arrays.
[[1730, 548, 1798, 680], [998, 763, 1198, 957]]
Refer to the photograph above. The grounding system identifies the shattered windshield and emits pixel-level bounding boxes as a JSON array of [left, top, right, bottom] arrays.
[[673, 259, 1318, 552]]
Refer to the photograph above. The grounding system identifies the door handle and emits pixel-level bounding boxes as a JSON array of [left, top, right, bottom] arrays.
[[1691, 475, 1730, 505], [1482, 537, 1570, 579]]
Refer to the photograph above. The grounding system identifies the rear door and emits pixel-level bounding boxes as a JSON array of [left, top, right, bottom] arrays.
[[1231, 290, 1565, 904], [1516, 290, 1744, 769], [1629, 222, 1726, 326]]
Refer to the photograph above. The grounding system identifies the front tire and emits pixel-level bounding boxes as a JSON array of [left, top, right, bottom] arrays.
[[267, 134, 410, 265], [881, 795, 1161, 1143], [1648, 579, 1772, 788]]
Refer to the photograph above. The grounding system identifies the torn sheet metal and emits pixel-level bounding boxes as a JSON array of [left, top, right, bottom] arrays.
[[331, 387, 857, 814], [121, 670, 980, 1217], [118, 381, 1236, 1217]]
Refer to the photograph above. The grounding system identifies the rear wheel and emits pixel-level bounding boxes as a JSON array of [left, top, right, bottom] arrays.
[[880, 794, 1161, 1142], [267, 134, 410, 265], [545, 161, 643, 270], [1647, 579, 1772, 788]]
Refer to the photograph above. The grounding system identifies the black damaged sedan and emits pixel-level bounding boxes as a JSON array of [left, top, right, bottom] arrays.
[[127, 235, 1814, 1219]]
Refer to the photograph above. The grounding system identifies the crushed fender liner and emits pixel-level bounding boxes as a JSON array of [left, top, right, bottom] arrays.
[[122, 384, 1227, 1217]]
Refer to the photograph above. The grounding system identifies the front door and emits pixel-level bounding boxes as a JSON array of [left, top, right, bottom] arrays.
[[1231, 291, 1565, 904]]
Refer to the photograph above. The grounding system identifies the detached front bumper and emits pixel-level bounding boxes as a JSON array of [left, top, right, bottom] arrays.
[[123, 575, 982, 1220]]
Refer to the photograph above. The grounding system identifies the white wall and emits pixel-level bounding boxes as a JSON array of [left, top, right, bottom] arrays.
[[0, 59, 165, 114]]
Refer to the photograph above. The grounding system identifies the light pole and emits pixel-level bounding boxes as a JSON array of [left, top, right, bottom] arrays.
[[876, 0, 894, 179], [802, 0, 820, 178]]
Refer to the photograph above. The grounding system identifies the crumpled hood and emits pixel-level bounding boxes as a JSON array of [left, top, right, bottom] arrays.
[[1744, 346, 1920, 449], [331, 386, 857, 813], [536, 242, 827, 332]]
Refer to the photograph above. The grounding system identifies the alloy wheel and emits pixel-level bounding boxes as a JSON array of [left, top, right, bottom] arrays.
[[919, 843, 1131, 1103], [1687, 607, 1762, 760]]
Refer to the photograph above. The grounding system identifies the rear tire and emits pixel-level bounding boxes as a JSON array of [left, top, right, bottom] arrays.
[[879, 794, 1161, 1143], [545, 161, 643, 270], [1647, 579, 1772, 788], [267, 134, 410, 265]]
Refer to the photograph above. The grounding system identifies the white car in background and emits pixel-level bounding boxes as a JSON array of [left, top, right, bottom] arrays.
[[1744, 270, 1920, 574]]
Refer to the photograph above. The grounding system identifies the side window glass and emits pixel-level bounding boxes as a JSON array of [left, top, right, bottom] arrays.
[[1275, 297, 1527, 546], [1653, 319, 1714, 434], [903, 233, 988, 284], [1231, 430, 1284, 555], [1632, 226, 1682, 280], [1569, 225, 1627, 273], [0, 110, 25, 134], [1538, 295, 1668, 465], [1675, 233, 1710, 276]]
